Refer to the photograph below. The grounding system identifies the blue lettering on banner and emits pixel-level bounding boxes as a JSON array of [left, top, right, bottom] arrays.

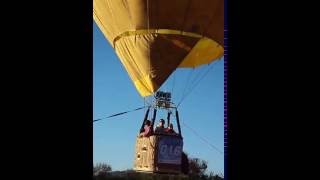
[[157, 136, 183, 164]]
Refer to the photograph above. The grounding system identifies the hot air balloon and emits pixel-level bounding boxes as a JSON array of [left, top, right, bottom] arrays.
[[93, 0, 224, 174]]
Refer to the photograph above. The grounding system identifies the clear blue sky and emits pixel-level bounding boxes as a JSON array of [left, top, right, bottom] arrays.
[[93, 22, 224, 174]]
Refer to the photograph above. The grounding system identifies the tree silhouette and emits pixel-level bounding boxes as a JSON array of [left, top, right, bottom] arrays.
[[93, 163, 112, 177]]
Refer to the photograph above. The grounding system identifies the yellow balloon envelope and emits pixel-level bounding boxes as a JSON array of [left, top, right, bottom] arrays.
[[94, 0, 224, 97]]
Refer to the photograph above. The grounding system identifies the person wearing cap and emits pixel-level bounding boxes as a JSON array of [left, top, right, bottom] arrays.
[[154, 119, 166, 134]]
